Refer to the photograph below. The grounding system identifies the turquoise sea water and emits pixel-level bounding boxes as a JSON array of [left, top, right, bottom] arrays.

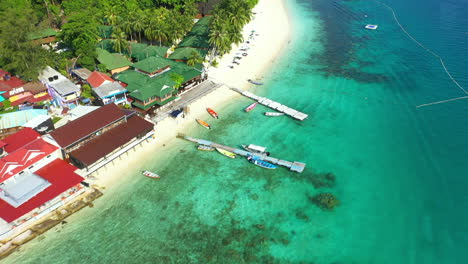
[[4, 0, 468, 263]]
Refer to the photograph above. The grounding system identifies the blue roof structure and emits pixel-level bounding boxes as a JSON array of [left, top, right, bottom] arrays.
[[0, 109, 48, 129]]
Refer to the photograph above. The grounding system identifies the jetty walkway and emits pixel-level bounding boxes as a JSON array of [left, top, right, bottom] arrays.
[[179, 134, 306, 173], [230, 87, 308, 121]]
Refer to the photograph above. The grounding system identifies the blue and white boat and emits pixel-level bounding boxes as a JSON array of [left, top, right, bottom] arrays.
[[247, 156, 277, 169], [365, 24, 378, 30]]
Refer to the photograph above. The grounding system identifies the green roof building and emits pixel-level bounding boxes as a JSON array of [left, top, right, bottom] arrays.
[[188, 16, 212, 36], [115, 59, 205, 111], [195, 16, 213, 27], [28, 28, 58, 40], [168, 47, 208, 61], [129, 44, 169, 61], [132, 56, 175, 75], [178, 36, 210, 49], [188, 24, 210, 36], [96, 48, 132, 74]]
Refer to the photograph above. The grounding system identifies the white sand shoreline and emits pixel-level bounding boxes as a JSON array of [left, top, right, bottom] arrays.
[[91, 0, 292, 190]]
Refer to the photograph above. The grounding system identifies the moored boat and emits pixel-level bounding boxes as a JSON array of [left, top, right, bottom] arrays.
[[198, 145, 214, 151], [264, 112, 285, 117], [206, 108, 219, 119], [248, 79, 263, 85], [215, 147, 236, 159], [365, 24, 378, 30], [196, 119, 211, 129], [241, 144, 269, 155], [244, 102, 258, 112], [142, 170, 160, 179], [247, 156, 277, 169]]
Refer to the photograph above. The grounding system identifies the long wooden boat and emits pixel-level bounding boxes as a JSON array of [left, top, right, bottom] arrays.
[[198, 145, 214, 151], [248, 79, 263, 85], [247, 156, 277, 169], [244, 102, 258, 112], [196, 119, 211, 129], [206, 108, 219, 119], [215, 147, 236, 159], [265, 112, 285, 117], [142, 170, 160, 179]]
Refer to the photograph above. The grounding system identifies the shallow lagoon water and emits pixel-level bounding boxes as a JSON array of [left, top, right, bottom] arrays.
[[4, 0, 468, 263]]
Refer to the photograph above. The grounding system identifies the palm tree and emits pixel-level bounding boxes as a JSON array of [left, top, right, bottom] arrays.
[[132, 11, 145, 43], [121, 19, 134, 41], [153, 26, 168, 47], [208, 20, 230, 59], [104, 6, 120, 26], [187, 51, 203, 67], [111, 29, 128, 54], [228, 27, 243, 46]]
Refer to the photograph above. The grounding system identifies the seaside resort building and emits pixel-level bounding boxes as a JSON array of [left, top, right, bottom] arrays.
[[115, 56, 206, 113], [0, 128, 85, 239], [46, 104, 154, 173], [96, 48, 132, 75], [87, 71, 127, 106], [39, 66, 81, 108]]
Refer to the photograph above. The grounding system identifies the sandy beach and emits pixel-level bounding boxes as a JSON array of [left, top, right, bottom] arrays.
[[91, 0, 292, 190]]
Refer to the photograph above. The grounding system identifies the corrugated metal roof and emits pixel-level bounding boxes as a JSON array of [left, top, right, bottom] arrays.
[[38, 66, 80, 95], [49, 104, 125, 148], [69, 115, 153, 166], [0, 109, 48, 129], [93, 82, 126, 99]]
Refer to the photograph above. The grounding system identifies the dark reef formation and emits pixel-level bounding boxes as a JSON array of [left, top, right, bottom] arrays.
[[308, 192, 340, 211]]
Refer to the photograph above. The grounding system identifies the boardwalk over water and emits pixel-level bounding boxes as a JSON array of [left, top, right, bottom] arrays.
[[179, 134, 306, 173], [230, 87, 308, 121]]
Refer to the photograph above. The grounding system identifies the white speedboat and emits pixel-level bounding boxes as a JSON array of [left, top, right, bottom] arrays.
[[142, 170, 160, 179]]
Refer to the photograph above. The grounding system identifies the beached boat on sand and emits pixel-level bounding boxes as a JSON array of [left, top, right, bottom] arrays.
[[198, 145, 214, 151], [247, 156, 277, 169], [264, 112, 285, 117], [142, 170, 160, 179], [206, 108, 219, 119], [196, 119, 211, 129], [216, 147, 236, 159], [248, 79, 263, 85], [244, 102, 258, 112]]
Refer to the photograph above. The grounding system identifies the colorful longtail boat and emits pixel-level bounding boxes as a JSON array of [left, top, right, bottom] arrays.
[[206, 108, 219, 119], [196, 119, 211, 129], [244, 102, 258, 112], [215, 148, 236, 159]]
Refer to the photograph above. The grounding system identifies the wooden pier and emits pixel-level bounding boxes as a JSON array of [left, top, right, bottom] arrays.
[[231, 88, 308, 121], [178, 134, 306, 173]]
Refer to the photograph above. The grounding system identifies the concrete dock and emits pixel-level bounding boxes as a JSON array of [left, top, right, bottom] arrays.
[[231, 88, 308, 121], [179, 134, 306, 173]]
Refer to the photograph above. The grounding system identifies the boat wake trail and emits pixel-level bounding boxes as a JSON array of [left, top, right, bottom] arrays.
[[373, 0, 468, 96]]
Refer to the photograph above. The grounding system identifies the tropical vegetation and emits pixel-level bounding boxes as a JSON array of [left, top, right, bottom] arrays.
[[0, 0, 259, 79]]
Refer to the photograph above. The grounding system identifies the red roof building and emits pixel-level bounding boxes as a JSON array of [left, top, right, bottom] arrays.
[[49, 104, 126, 148], [0, 159, 84, 223], [0, 129, 58, 183], [0, 128, 40, 153], [69, 114, 154, 167], [0, 69, 24, 91], [49, 104, 154, 170], [87, 71, 114, 88]]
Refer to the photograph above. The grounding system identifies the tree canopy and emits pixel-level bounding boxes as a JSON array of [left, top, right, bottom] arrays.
[[0, 2, 48, 80]]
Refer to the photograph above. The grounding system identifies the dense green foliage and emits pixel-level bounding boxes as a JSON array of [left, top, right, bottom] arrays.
[[0, 1, 49, 80], [0, 0, 259, 79], [208, 0, 258, 57]]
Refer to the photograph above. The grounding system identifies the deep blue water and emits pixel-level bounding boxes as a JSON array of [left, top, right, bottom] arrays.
[[3, 0, 468, 263]]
